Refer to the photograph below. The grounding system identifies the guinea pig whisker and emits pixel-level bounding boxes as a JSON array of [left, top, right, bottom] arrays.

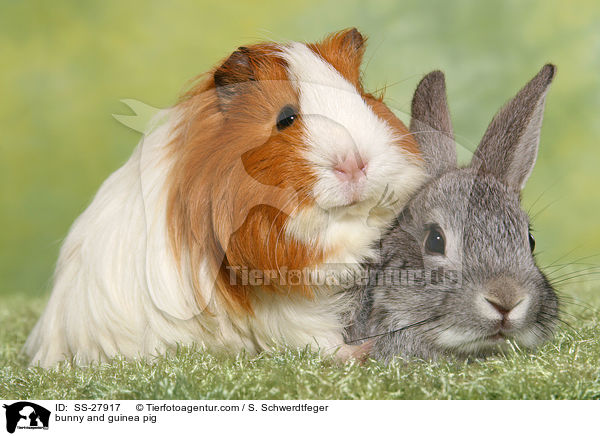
[[344, 315, 444, 345], [418, 315, 455, 335], [369, 74, 420, 97], [393, 130, 442, 143], [428, 320, 464, 343]]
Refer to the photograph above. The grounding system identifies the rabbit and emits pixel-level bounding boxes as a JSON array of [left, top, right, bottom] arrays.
[[24, 29, 426, 367], [345, 65, 560, 362]]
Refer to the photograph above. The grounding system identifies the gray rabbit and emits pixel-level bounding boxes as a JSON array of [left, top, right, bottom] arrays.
[[346, 65, 559, 362]]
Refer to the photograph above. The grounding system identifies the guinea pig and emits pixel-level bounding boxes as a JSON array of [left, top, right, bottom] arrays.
[[25, 28, 425, 367], [345, 65, 559, 362]]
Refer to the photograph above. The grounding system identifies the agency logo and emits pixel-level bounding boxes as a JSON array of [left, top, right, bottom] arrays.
[[2, 402, 50, 434]]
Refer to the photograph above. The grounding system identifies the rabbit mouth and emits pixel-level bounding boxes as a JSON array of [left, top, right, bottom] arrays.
[[467, 332, 510, 348], [447, 336, 510, 355], [436, 328, 517, 354], [472, 328, 520, 346], [486, 332, 506, 341]]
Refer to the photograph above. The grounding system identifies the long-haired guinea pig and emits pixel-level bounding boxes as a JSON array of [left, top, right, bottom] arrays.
[[346, 65, 559, 362], [25, 28, 425, 367]]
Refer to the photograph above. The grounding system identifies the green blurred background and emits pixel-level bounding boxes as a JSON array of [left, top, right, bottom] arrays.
[[1, 0, 599, 297]]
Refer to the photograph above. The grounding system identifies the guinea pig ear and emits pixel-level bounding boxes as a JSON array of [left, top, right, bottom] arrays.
[[214, 47, 256, 109], [472, 64, 556, 191], [312, 28, 366, 86], [409, 71, 456, 177]]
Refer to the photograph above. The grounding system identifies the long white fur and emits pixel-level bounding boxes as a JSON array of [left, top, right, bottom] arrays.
[[25, 43, 424, 367]]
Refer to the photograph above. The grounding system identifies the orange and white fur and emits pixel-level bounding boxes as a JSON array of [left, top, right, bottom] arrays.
[[25, 29, 425, 367]]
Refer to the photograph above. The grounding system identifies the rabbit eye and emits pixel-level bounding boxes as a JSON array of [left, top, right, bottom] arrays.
[[528, 231, 535, 252], [424, 226, 445, 255], [276, 105, 298, 130]]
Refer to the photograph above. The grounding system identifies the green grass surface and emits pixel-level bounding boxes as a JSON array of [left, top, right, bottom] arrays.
[[2, 280, 598, 400], [1, 0, 600, 299]]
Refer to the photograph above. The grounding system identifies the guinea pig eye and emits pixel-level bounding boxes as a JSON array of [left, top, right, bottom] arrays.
[[424, 226, 445, 256], [528, 231, 535, 252], [276, 105, 298, 131]]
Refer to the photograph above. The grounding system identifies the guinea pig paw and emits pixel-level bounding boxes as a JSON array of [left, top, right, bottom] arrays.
[[335, 340, 374, 364]]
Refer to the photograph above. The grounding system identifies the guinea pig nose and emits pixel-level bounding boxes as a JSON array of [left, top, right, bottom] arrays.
[[333, 154, 368, 183]]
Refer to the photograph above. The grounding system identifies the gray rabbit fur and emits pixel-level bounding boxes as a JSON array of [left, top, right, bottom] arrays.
[[346, 65, 559, 362]]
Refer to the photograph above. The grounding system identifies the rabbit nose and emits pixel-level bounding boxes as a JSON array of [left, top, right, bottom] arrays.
[[484, 296, 523, 317], [334, 154, 368, 183], [483, 278, 526, 321]]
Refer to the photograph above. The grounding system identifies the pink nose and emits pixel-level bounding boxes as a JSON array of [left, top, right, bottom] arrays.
[[334, 154, 368, 183]]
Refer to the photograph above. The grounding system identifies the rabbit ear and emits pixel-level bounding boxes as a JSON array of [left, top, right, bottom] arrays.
[[409, 71, 456, 177], [473, 64, 556, 191]]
